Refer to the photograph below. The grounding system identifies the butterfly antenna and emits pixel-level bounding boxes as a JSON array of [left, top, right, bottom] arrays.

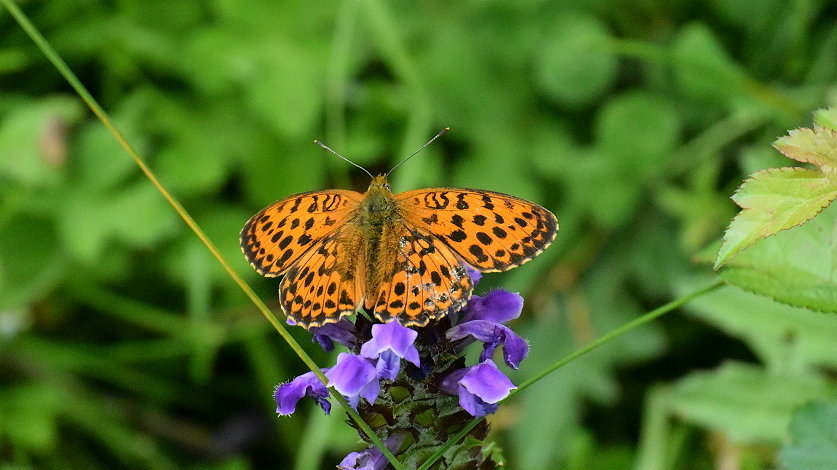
[[314, 139, 374, 179], [387, 127, 450, 176]]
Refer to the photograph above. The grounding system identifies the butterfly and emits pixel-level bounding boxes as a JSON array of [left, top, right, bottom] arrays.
[[240, 141, 558, 330]]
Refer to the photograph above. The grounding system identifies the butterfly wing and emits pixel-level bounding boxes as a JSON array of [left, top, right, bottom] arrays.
[[240, 190, 362, 276], [365, 222, 474, 327], [280, 224, 366, 328], [395, 188, 558, 272]]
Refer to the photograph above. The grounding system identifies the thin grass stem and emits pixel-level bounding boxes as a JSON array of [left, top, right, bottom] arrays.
[[0, 2, 402, 467], [416, 280, 724, 470]]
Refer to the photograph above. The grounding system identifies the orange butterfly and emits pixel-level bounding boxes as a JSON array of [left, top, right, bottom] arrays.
[[240, 136, 558, 329]]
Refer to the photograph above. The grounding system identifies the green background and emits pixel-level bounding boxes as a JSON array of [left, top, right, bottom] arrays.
[[1, 0, 836, 468]]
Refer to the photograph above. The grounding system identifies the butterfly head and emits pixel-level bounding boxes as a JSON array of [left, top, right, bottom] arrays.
[[361, 174, 397, 216], [369, 174, 392, 191]]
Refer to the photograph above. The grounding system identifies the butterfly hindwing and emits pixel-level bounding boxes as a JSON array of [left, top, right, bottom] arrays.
[[366, 223, 474, 327], [396, 188, 558, 272], [240, 190, 362, 277]]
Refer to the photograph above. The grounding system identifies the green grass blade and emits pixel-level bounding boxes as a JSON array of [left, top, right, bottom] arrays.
[[0, 2, 402, 467]]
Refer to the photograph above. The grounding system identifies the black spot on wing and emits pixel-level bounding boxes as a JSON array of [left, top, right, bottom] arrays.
[[448, 230, 467, 242]]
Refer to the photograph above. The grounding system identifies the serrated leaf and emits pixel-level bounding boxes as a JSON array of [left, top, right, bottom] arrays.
[[716, 167, 837, 268], [774, 126, 837, 169], [718, 203, 837, 312], [716, 114, 837, 268], [779, 400, 837, 470], [669, 362, 836, 443]]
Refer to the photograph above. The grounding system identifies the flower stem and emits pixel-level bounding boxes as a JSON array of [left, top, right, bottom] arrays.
[[510, 280, 724, 396], [0, 2, 402, 467], [416, 280, 724, 470]]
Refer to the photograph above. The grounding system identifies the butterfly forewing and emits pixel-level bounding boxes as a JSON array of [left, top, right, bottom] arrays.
[[395, 189, 558, 272], [240, 190, 362, 276]]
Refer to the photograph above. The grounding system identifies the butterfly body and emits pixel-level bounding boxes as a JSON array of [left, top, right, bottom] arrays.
[[241, 174, 557, 329]]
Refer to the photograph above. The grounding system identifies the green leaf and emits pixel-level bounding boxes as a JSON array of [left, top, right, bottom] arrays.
[[244, 42, 324, 138], [57, 190, 112, 262], [58, 183, 178, 262], [779, 400, 837, 470], [595, 91, 681, 179], [536, 14, 617, 108], [682, 283, 837, 370], [106, 182, 179, 248], [0, 383, 64, 452], [716, 167, 837, 268], [0, 96, 83, 185], [715, 116, 837, 268], [0, 216, 65, 309], [814, 107, 837, 130], [567, 149, 641, 228], [671, 24, 750, 104], [669, 362, 837, 443], [658, 158, 736, 251], [774, 126, 837, 168], [719, 203, 837, 312]]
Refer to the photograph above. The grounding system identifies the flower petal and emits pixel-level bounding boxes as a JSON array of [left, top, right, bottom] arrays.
[[274, 371, 331, 415], [326, 353, 376, 397], [439, 360, 516, 417], [338, 433, 406, 470], [499, 329, 528, 369], [462, 290, 523, 324], [376, 350, 401, 380], [439, 368, 468, 396], [459, 360, 516, 404], [457, 385, 498, 417], [360, 321, 420, 366], [448, 320, 529, 369], [464, 264, 483, 286], [359, 377, 381, 405], [311, 319, 357, 351]]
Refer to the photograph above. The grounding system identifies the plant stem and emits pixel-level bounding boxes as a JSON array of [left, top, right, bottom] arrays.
[[0, 2, 402, 467], [417, 280, 725, 470]]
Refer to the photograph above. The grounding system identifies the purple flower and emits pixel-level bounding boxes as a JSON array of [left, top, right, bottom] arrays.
[[440, 360, 516, 417], [461, 290, 523, 324], [338, 433, 406, 470], [325, 353, 379, 409], [360, 321, 420, 380], [447, 320, 528, 369], [310, 319, 357, 351], [274, 371, 331, 415], [464, 264, 483, 286], [447, 290, 528, 369]]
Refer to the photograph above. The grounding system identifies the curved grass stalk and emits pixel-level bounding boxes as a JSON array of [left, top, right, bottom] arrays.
[[0, 2, 403, 468]]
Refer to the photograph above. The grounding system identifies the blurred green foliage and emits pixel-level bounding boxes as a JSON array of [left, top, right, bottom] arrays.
[[1, 0, 835, 468]]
